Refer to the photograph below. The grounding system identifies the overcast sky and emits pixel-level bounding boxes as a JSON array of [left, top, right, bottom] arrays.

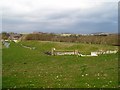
[[0, 0, 119, 34]]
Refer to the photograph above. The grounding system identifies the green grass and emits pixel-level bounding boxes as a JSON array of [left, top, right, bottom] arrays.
[[2, 41, 118, 88]]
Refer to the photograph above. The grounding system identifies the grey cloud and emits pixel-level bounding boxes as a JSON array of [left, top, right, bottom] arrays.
[[2, 2, 118, 34]]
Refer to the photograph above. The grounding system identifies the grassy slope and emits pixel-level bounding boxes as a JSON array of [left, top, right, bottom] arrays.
[[20, 41, 118, 54], [2, 41, 118, 88]]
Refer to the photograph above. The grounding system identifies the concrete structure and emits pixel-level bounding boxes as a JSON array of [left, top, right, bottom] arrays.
[[50, 48, 118, 56], [91, 52, 98, 56], [2, 40, 10, 48], [51, 48, 79, 56], [91, 50, 118, 55]]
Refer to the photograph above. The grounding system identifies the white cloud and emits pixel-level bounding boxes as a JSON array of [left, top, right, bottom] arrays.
[[1, 0, 118, 16], [1, 0, 118, 33]]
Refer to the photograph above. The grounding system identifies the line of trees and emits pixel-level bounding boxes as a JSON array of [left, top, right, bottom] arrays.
[[1, 32, 10, 40], [23, 33, 119, 45]]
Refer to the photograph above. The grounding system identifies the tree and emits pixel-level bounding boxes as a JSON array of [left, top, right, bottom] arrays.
[[2, 32, 9, 40]]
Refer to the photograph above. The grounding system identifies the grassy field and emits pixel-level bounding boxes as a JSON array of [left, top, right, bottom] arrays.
[[2, 41, 118, 88]]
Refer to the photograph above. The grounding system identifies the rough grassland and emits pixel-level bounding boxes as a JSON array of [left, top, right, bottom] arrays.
[[2, 41, 118, 88]]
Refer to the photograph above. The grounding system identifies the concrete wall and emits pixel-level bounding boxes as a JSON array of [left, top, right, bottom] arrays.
[[51, 48, 79, 55]]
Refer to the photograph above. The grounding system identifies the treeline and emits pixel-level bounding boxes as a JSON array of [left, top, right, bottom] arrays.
[[1, 32, 10, 40], [24, 33, 119, 45]]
